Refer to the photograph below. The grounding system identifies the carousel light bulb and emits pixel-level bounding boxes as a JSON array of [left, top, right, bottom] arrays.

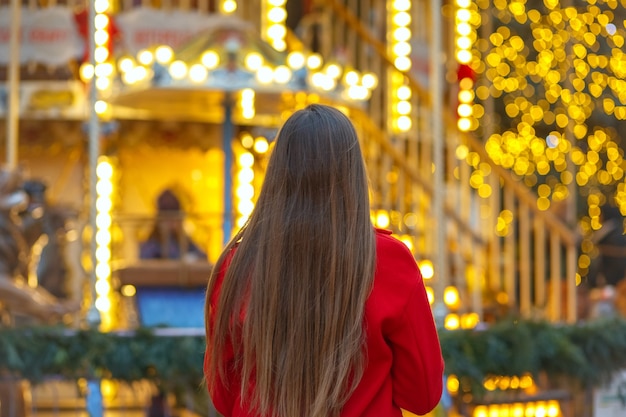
[[444, 286, 460, 307], [94, 46, 109, 64], [272, 40, 286, 52], [456, 49, 472, 64], [256, 65, 274, 84], [96, 179, 113, 197], [348, 85, 368, 100], [189, 64, 208, 83], [394, 56, 411, 71], [268, 7, 287, 23], [95, 76, 111, 91], [444, 314, 460, 330], [95, 296, 111, 312], [237, 167, 254, 183], [238, 152, 255, 168], [94, 62, 113, 77], [344, 70, 359, 86], [456, 8, 471, 22], [79, 63, 95, 81], [131, 65, 147, 81], [459, 117, 473, 133], [362, 73, 378, 89], [326, 63, 342, 79], [222, 0, 237, 13], [241, 134, 254, 149], [236, 216, 248, 228], [155, 45, 174, 64], [273, 65, 292, 84], [237, 200, 254, 216], [456, 23, 472, 36], [287, 51, 305, 70], [241, 88, 255, 102], [396, 101, 412, 115], [121, 285, 136, 297], [253, 137, 269, 153], [419, 260, 434, 279], [245, 52, 264, 71], [94, 0, 110, 13], [393, 27, 411, 42], [137, 49, 154, 66], [267, 24, 286, 39], [313, 72, 335, 91], [95, 279, 111, 295], [456, 36, 472, 50], [397, 85, 411, 100], [94, 14, 109, 30], [242, 107, 255, 119], [201, 50, 220, 69], [94, 30, 109, 47], [458, 103, 473, 117], [96, 197, 112, 212], [95, 263, 111, 279], [458, 89, 474, 103], [236, 184, 255, 200], [397, 115, 412, 131], [393, 0, 410, 12], [306, 53, 323, 70], [393, 41, 411, 57], [169, 60, 188, 80], [393, 11, 411, 27], [95, 246, 111, 262], [376, 211, 390, 228], [118, 57, 134, 73], [94, 100, 108, 114]]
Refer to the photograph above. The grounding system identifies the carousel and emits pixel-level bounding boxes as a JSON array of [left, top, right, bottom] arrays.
[[0, 2, 378, 330]]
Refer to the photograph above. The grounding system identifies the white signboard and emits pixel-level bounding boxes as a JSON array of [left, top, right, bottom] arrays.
[[594, 370, 626, 417], [0, 81, 87, 119], [115, 8, 251, 55], [0, 6, 84, 66]]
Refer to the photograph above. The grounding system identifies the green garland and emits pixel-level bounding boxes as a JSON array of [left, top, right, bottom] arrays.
[[1, 318, 626, 397], [440, 318, 626, 392]]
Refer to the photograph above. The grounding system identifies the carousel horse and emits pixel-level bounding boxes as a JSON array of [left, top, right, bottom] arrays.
[[21, 179, 78, 300], [0, 168, 81, 417], [0, 169, 77, 323]]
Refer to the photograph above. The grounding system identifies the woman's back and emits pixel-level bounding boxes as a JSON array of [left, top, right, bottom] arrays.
[[205, 228, 444, 417], [204, 105, 443, 417]]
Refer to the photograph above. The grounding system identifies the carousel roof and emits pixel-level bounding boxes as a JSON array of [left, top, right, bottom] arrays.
[[107, 15, 375, 126]]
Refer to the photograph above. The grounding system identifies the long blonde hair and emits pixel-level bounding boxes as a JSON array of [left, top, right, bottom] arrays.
[[205, 104, 376, 417]]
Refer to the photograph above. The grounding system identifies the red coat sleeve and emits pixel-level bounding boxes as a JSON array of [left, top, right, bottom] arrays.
[[204, 343, 237, 416], [386, 257, 444, 415], [204, 254, 239, 416]]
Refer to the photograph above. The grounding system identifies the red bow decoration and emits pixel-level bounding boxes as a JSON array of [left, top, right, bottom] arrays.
[[73, 8, 120, 64]]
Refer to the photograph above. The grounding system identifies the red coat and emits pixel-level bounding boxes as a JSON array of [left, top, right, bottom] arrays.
[[204, 228, 445, 416]]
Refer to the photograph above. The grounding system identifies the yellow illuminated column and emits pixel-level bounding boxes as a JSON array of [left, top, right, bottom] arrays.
[[79, 0, 114, 112], [388, 0, 412, 134], [455, 0, 478, 132], [94, 0, 112, 116], [239, 88, 256, 120], [235, 149, 256, 230], [262, 0, 287, 51], [94, 157, 115, 330]]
